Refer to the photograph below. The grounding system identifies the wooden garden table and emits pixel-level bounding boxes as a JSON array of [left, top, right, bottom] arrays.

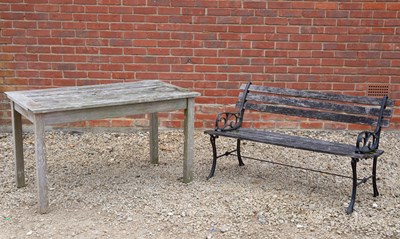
[[5, 80, 200, 213]]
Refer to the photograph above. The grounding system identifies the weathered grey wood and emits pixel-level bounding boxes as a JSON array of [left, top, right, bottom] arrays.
[[11, 102, 25, 188], [241, 93, 393, 118], [33, 114, 48, 214], [150, 113, 159, 164], [205, 129, 384, 159], [5, 80, 200, 114], [183, 98, 195, 183], [42, 99, 187, 125], [240, 84, 395, 107], [244, 102, 390, 127]]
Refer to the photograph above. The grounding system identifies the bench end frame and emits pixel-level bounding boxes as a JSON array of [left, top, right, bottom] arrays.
[[214, 81, 252, 132]]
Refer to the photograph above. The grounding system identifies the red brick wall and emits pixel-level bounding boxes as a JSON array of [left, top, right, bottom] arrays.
[[1, 0, 399, 130]]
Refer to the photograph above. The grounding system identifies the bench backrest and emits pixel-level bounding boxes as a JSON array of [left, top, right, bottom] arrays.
[[238, 83, 394, 128]]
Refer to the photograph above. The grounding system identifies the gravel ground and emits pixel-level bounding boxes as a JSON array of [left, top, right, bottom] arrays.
[[0, 129, 399, 239]]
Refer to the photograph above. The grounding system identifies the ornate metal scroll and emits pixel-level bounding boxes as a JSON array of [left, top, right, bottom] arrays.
[[214, 82, 252, 131], [355, 131, 378, 154], [355, 95, 388, 154]]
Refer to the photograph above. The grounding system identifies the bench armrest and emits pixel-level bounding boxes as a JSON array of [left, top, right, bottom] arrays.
[[355, 131, 379, 154], [214, 112, 242, 131]]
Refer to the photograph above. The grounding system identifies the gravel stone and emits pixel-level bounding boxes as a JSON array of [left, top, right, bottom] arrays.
[[0, 129, 399, 238]]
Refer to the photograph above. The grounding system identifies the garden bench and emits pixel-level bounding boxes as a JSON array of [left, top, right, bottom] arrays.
[[204, 82, 394, 214]]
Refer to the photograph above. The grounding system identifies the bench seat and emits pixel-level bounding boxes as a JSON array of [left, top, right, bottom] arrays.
[[205, 128, 384, 159]]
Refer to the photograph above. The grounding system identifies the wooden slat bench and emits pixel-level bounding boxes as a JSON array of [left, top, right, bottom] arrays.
[[204, 82, 394, 214]]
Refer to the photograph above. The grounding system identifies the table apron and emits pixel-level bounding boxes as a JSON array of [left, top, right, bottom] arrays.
[[33, 98, 189, 125]]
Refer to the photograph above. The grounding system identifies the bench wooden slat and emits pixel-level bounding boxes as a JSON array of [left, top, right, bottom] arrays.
[[240, 84, 395, 107], [205, 128, 384, 158], [241, 93, 392, 117], [244, 102, 390, 127]]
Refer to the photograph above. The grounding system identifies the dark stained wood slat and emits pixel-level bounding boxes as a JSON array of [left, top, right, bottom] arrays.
[[243, 102, 390, 127], [205, 129, 384, 158], [240, 84, 395, 107], [240, 93, 393, 117]]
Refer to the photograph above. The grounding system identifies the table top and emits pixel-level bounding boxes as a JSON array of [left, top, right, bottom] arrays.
[[6, 80, 200, 114]]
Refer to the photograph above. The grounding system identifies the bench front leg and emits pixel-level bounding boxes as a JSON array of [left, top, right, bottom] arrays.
[[207, 135, 218, 179], [347, 158, 358, 214]]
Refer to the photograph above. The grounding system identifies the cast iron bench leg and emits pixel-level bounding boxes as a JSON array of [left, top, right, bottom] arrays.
[[372, 156, 379, 197], [237, 139, 245, 166], [207, 135, 218, 179], [347, 158, 358, 214]]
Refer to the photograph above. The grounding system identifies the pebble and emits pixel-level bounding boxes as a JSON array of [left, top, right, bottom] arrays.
[[257, 212, 267, 225]]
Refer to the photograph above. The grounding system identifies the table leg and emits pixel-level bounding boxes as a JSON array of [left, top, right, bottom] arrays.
[[183, 98, 195, 183], [150, 112, 159, 164], [11, 102, 25, 188], [34, 115, 49, 214]]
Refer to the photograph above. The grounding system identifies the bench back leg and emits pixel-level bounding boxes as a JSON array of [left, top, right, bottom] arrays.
[[372, 156, 379, 197], [237, 139, 245, 166]]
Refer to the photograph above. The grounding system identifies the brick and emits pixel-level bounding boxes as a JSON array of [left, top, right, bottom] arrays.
[[195, 65, 217, 73], [242, 49, 264, 57], [218, 49, 241, 57], [339, 3, 362, 10], [387, 3, 400, 11], [363, 3, 386, 10], [172, 65, 193, 72], [316, 2, 337, 10], [171, 48, 193, 56], [218, 66, 240, 73], [147, 0, 170, 6], [147, 65, 170, 72], [35, 4, 59, 12], [52, 78, 76, 86], [99, 0, 121, 5], [231, 9, 254, 16], [244, 1, 266, 9], [324, 122, 347, 130], [252, 42, 274, 49], [100, 47, 123, 55], [204, 58, 226, 64], [268, 2, 292, 9], [292, 2, 314, 9], [134, 40, 157, 47], [326, 10, 349, 18], [207, 8, 230, 16], [194, 16, 216, 24], [182, 8, 205, 16], [101, 64, 123, 71]]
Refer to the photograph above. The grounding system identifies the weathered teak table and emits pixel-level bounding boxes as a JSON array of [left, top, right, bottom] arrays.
[[5, 80, 200, 213]]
